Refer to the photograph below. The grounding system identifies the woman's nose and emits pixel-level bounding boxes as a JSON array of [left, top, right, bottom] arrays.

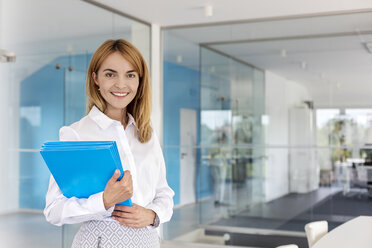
[[115, 75, 127, 88]]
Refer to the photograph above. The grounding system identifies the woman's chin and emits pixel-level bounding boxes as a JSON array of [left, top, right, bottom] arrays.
[[106, 103, 129, 112]]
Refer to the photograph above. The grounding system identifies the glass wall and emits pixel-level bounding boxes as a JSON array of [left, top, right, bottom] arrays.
[[199, 47, 265, 219], [162, 11, 372, 247], [0, 0, 150, 247]]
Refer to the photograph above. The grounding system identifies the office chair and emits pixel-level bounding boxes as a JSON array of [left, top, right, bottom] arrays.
[[304, 220, 328, 247], [276, 244, 299, 248]]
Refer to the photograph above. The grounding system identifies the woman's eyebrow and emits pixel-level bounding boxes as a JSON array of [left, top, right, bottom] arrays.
[[102, 68, 137, 74], [103, 68, 117, 73]]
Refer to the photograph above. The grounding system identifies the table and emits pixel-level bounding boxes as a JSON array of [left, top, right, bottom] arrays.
[[313, 216, 372, 248]]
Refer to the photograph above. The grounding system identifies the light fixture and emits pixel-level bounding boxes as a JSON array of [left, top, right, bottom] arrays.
[[364, 42, 372, 53], [0, 49, 16, 63], [204, 5, 213, 17], [176, 55, 183, 63], [301, 61, 307, 69], [67, 44, 73, 53], [281, 49, 287, 58]]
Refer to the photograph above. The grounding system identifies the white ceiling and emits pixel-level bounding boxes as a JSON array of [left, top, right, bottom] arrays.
[[166, 11, 372, 43], [94, 0, 372, 27], [3, 0, 372, 108], [212, 35, 372, 104], [95, 0, 372, 108], [163, 11, 372, 108]]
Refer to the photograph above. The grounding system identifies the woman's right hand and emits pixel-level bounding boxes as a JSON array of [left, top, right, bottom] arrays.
[[103, 169, 133, 210]]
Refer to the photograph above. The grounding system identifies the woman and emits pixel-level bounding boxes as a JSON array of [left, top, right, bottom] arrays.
[[44, 39, 174, 247]]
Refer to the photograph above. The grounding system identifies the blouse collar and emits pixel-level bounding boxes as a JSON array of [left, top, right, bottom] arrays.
[[88, 105, 136, 130]]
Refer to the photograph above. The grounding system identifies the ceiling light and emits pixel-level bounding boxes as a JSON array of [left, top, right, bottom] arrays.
[[301, 61, 307, 69], [67, 44, 73, 53], [176, 55, 183, 63], [281, 49, 287, 58], [365, 42, 372, 53], [204, 5, 213, 17]]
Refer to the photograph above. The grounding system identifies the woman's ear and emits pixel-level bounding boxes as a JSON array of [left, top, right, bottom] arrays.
[[92, 72, 98, 86]]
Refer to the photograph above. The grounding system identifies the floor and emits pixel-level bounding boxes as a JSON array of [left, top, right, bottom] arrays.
[[1, 186, 371, 248], [209, 187, 336, 231], [202, 187, 372, 247], [0, 211, 62, 248]]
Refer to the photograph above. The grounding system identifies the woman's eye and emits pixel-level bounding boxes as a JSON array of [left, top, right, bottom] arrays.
[[128, 73, 136, 78], [105, 73, 114, 78]]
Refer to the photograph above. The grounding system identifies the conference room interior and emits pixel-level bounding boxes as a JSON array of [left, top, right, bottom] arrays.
[[1, 1, 372, 247]]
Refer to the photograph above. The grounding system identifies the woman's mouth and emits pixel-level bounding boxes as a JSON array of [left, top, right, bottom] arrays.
[[111, 92, 129, 97]]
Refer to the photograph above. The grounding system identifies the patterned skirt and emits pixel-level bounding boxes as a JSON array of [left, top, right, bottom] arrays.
[[71, 220, 160, 248]]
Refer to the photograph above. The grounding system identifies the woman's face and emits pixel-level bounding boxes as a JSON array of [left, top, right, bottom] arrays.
[[93, 51, 139, 114]]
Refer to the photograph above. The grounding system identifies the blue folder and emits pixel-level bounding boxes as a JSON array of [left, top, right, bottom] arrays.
[[40, 141, 132, 206]]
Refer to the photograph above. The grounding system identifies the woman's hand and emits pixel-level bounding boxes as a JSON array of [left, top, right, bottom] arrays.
[[103, 169, 133, 209], [112, 204, 156, 228]]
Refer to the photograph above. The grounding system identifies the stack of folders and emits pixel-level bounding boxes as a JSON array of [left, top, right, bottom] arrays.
[[40, 141, 132, 206]]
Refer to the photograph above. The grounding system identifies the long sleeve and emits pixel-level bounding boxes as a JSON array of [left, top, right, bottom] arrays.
[[145, 133, 175, 225], [43, 126, 114, 226]]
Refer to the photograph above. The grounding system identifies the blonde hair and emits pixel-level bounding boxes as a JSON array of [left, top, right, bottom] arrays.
[[86, 39, 152, 143]]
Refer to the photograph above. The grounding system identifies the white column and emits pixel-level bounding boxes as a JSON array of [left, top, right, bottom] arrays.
[[150, 24, 163, 145], [0, 0, 19, 214], [0, 64, 19, 214], [0, 0, 4, 48]]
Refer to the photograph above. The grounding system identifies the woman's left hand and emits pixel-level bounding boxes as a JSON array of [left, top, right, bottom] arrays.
[[112, 204, 156, 228]]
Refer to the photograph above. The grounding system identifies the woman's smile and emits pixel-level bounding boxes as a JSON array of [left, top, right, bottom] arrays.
[[111, 91, 129, 98]]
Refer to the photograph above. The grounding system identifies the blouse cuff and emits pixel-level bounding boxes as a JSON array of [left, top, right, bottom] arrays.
[[146, 204, 162, 228], [88, 192, 114, 216]]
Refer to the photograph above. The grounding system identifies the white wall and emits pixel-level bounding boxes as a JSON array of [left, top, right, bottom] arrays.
[[264, 70, 311, 202], [0, 65, 19, 214], [0, 0, 20, 214]]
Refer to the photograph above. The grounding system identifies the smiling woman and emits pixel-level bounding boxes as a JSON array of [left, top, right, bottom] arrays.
[[86, 39, 153, 142], [92, 51, 140, 128], [43, 39, 174, 248]]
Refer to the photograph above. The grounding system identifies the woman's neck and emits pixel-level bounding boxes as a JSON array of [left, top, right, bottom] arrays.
[[104, 107, 127, 127]]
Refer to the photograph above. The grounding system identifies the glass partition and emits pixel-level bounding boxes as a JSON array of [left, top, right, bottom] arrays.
[[200, 46, 265, 218], [162, 10, 372, 247], [1, 0, 150, 247]]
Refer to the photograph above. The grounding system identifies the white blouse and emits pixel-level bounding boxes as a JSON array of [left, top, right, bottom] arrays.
[[44, 106, 174, 228]]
